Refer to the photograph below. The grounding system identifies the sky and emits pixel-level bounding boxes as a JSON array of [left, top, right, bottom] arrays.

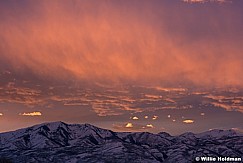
[[0, 0, 243, 135]]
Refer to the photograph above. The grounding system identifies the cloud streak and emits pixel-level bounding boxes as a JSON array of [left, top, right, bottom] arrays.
[[19, 112, 42, 116], [182, 0, 231, 3]]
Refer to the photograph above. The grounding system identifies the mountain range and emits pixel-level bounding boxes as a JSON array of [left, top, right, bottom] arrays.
[[0, 122, 242, 163]]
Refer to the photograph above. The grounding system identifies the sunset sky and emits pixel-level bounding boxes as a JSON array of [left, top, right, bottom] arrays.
[[0, 0, 243, 135]]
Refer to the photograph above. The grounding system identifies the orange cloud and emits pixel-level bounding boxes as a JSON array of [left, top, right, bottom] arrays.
[[152, 116, 158, 120], [19, 111, 42, 116], [183, 119, 194, 124], [146, 124, 154, 128], [0, 1, 242, 87], [132, 116, 139, 120], [113, 122, 156, 132], [125, 123, 133, 128]]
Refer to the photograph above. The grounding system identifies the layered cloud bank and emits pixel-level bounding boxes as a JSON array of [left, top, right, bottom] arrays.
[[0, 0, 243, 87]]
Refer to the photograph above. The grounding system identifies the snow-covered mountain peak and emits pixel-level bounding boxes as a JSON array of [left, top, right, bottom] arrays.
[[196, 129, 239, 139]]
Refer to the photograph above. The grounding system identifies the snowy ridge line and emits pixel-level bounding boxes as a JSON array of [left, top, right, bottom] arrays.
[[0, 121, 242, 163]]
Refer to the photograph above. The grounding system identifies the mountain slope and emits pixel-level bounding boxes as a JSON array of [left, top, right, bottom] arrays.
[[0, 122, 242, 163]]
